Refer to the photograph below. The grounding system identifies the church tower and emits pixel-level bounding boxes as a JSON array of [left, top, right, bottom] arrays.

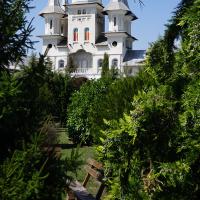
[[67, 0, 104, 53], [103, 0, 137, 68], [39, 0, 67, 50], [39, 0, 145, 77], [39, 0, 68, 70]]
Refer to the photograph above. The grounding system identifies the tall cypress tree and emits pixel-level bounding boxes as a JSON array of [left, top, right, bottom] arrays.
[[101, 53, 109, 78]]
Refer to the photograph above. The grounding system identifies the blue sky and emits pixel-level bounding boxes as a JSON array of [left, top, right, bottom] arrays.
[[27, 0, 180, 54]]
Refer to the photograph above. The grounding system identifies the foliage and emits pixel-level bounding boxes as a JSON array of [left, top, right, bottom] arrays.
[[89, 76, 146, 140], [0, 0, 34, 70], [0, 71, 22, 159], [0, 131, 81, 200], [46, 72, 73, 125], [0, 55, 52, 157], [0, 55, 74, 159], [67, 78, 112, 144], [97, 0, 200, 199], [98, 86, 180, 199], [101, 53, 109, 78], [67, 73, 149, 145]]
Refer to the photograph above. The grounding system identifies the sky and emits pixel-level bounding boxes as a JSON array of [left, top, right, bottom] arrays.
[[27, 0, 181, 55]]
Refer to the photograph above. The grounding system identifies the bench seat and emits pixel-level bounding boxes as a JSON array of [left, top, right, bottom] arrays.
[[67, 159, 105, 200], [69, 181, 96, 200]]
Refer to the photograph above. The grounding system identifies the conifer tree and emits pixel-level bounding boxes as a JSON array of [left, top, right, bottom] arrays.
[[0, 0, 34, 70], [101, 53, 109, 78]]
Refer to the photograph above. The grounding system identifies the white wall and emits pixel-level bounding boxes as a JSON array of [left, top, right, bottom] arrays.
[[71, 0, 102, 4]]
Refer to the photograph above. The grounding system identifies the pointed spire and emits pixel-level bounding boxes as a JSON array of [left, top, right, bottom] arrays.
[[112, 0, 130, 8], [122, 0, 129, 8], [103, 0, 137, 21], [39, 0, 64, 16], [48, 0, 59, 6], [71, 0, 102, 4]]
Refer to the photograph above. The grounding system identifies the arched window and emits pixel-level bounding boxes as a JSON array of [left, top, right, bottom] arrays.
[[112, 58, 118, 67], [82, 60, 87, 68], [84, 28, 89, 41], [114, 17, 117, 26], [50, 19, 53, 29], [73, 28, 78, 41], [77, 10, 81, 14], [98, 59, 103, 67], [58, 60, 65, 68], [82, 9, 86, 14]]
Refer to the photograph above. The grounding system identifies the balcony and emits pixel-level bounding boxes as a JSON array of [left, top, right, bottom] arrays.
[[71, 67, 100, 79]]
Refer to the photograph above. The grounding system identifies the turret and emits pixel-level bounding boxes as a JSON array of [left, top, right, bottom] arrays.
[[103, 0, 137, 51], [39, 0, 66, 35], [103, 0, 137, 34], [39, 0, 68, 70]]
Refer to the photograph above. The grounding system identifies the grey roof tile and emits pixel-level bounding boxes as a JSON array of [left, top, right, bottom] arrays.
[[57, 38, 68, 46], [123, 50, 146, 63], [95, 35, 108, 45], [39, 6, 65, 16], [103, 0, 137, 20], [104, 2, 129, 12]]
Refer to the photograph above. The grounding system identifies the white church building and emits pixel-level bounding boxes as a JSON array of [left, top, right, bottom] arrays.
[[39, 0, 145, 79]]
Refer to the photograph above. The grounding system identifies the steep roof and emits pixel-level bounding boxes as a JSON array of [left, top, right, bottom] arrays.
[[103, 0, 137, 20], [57, 38, 68, 46], [95, 35, 108, 46], [123, 50, 146, 64], [104, 1, 130, 12], [39, 0, 65, 16]]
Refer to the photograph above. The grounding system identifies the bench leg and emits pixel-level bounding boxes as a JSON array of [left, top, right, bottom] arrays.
[[66, 189, 76, 200]]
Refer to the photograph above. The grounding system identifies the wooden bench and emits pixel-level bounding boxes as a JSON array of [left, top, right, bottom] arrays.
[[67, 158, 105, 200]]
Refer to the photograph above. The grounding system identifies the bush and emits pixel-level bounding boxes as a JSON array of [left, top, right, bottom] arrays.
[[67, 75, 147, 144], [67, 78, 112, 144], [97, 1, 200, 198], [0, 132, 81, 200], [0, 55, 76, 158]]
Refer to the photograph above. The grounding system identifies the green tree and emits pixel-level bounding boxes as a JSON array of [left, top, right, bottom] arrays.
[[46, 72, 74, 125], [0, 0, 34, 70], [97, 0, 200, 199], [67, 78, 112, 144], [101, 53, 109, 78], [0, 131, 81, 200]]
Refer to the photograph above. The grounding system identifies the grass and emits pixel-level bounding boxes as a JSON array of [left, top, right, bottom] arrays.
[[57, 129, 103, 197]]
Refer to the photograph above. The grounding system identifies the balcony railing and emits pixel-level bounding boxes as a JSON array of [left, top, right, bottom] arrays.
[[72, 68, 89, 74]]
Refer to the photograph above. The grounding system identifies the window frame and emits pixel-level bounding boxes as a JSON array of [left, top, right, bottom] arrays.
[[84, 27, 90, 41], [73, 28, 78, 42], [50, 19, 53, 29], [58, 59, 65, 68], [61, 25, 64, 34], [112, 58, 118, 67], [114, 17, 117, 26], [98, 59, 103, 68], [82, 9, 86, 14]]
